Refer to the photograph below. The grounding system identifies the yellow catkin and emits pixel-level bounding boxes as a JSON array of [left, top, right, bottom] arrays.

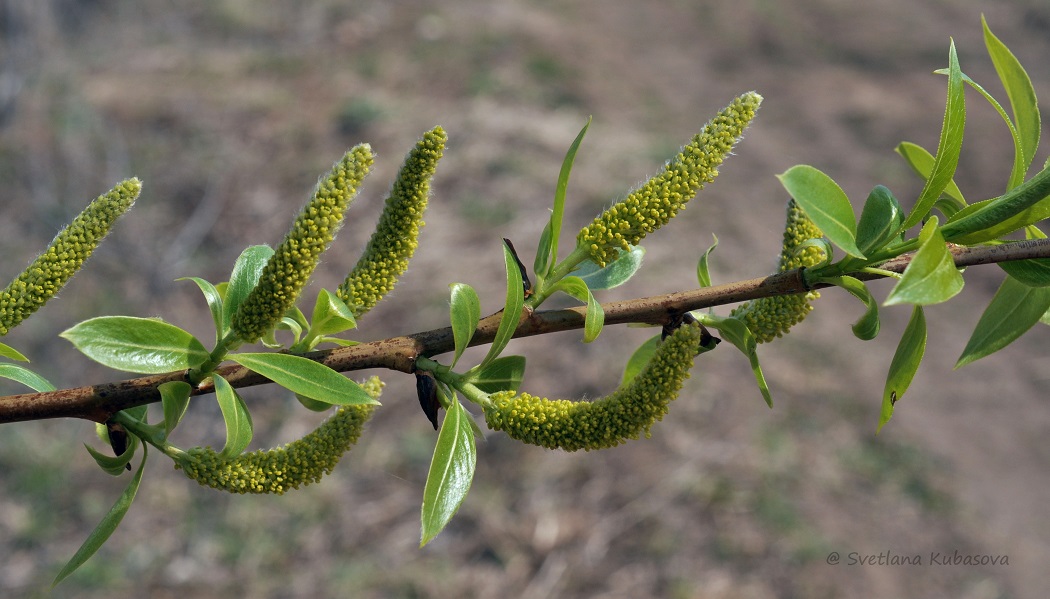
[[730, 199, 824, 342], [231, 144, 374, 343], [338, 126, 446, 318], [175, 377, 382, 494], [576, 92, 761, 267], [483, 323, 702, 451], [0, 179, 140, 335]]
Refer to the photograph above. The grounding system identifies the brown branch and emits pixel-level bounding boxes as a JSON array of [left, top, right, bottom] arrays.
[[2, 239, 1049, 425]]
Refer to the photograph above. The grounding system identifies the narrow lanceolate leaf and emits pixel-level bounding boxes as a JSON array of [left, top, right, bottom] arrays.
[[941, 166, 1050, 244], [696, 235, 719, 288], [895, 142, 966, 206], [60, 316, 210, 374], [955, 275, 1050, 368], [421, 397, 477, 547], [825, 276, 880, 340], [178, 276, 226, 344], [220, 245, 274, 337], [551, 276, 604, 342], [701, 314, 772, 408], [574, 245, 645, 290], [777, 165, 863, 257], [449, 283, 481, 368], [983, 15, 1040, 187], [0, 364, 55, 392], [541, 117, 591, 277], [52, 447, 147, 589], [999, 226, 1050, 286], [160, 381, 193, 438], [885, 218, 963, 306], [621, 335, 660, 386], [0, 341, 28, 362], [902, 40, 965, 231], [229, 353, 378, 406], [480, 241, 526, 369], [84, 434, 139, 476], [469, 355, 526, 394], [212, 375, 253, 459], [878, 306, 927, 433]]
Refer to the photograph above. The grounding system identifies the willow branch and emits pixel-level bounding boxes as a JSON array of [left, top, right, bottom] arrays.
[[3, 239, 1049, 425]]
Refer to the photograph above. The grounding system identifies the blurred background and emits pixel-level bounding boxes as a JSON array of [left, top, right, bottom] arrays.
[[1, 0, 1048, 597]]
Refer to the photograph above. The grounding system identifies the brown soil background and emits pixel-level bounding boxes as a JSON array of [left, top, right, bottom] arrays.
[[1, 1, 1048, 597]]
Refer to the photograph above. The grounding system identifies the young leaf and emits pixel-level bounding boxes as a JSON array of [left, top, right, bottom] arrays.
[[309, 289, 357, 338], [550, 276, 605, 342], [941, 165, 1050, 244], [160, 381, 192, 438], [895, 142, 966, 205], [696, 235, 719, 288], [983, 15, 1040, 186], [421, 396, 477, 547], [855, 186, 905, 256], [901, 40, 965, 231], [621, 334, 660, 386], [449, 283, 481, 368], [702, 315, 773, 407], [84, 434, 139, 476], [0, 341, 28, 362], [777, 165, 863, 258], [177, 276, 224, 344], [878, 305, 927, 433], [824, 276, 880, 340], [574, 245, 646, 290], [52, 447, 147, 589], [221, 245, 274, 335], [469, 355, 526, 393], [542, 117, 591, 278], [480, 241, 526, 369], [229, 353, 379, 406], [955, 275, 1050, 368], [998, 226, 1050, 286], [212, 375, 253, 459], [534, 219, 554, 285], [0, 364, 56, 392], [60, 316, 210, 374], [885, 218, 964, 306]]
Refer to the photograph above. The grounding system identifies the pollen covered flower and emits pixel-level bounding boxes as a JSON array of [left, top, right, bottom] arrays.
[[483, 322, 702, 451], [730, 199, 824, 342], [176, 376, 382, 494], [231, 144, 374, 343], [0, 178, 140, 335], [338, 126, 446, 318], [576, 92, 761, 266]]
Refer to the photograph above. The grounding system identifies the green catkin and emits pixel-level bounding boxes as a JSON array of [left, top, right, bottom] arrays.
[[175, 376, 382, 494], [483, 322, 702, 451], [576, 92, 762, 267], [338, 126, 446, 318], [231, 144, 374, 343], [0, 179, 140, 336], [730, 199, 824, 343]]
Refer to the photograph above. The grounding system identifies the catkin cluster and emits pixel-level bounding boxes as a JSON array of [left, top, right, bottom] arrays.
[[730, 199, 824, 342], [338, 126, 446, 318], [483, 322, 702, 451], [0, 179, 140, 335], [176, 377, 382, 494], [576, 92, 761, 267], [230, 145, 374, 343]]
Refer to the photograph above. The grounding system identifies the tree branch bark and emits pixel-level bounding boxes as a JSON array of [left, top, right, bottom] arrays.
[[2, 238, 1049, 424]]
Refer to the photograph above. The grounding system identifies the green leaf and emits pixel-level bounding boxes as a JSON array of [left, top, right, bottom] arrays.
[[942, 166, 1050, 244], [777, 165, 864, 258], [60, 316, 209, 374], [895, 142, 966, 205], [983, 15, 1040, 187], [221, 245, 274, 335], [878, 306, 927, 433], [480, 241, 526, 369], [420, 396, 477, 547], [295, 393, 333, 412], [449, 283, 481, 368], [177, 276, 224, 344], [159, 381, 192, 438], [229, 352, 379, 406], [824, 276, 880, 340], [52, 447, 147, 589], [309, 289, 357, 337], [84, 434, 139, 476], [212, 375, 253, 459], [551, 276, 605, 342], [885, 218, 964, 306], [696, 235, 719, 287], [856, 186, 905, 256], [998, 227, 1050, 286], [469, 355, 526, 393], [541, 117, 591, 278], [0, 341, 28, 362], [955, 275, 1050, 368], [0, 364, 55, 392], [621, 334, 660, 386], [574, 245, 645, 290], [534, 219, 554, 284], [702, 315, 773, 408], [902, 40, 965, 231]]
